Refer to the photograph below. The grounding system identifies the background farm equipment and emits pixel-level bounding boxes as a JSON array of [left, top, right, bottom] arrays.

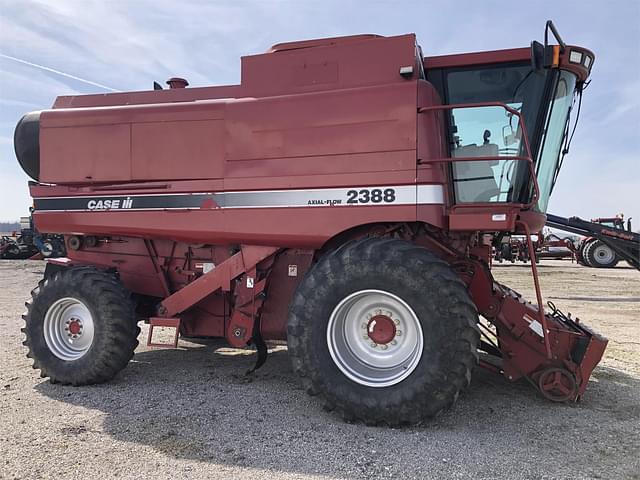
[[0, 216, 66, 260], [0, 235, 38, 259], [494, 229, 584, 264], [535, 230, 580, 261], [14, 22, 607, 424], [494, 235, 535, 263], [547, 214, 638, 269]]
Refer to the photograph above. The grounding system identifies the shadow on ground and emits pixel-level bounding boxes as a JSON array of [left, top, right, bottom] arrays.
[[35, 342, 640, 479]]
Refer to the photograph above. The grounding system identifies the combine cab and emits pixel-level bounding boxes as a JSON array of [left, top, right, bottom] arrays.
[[14, 22, 607, 424]]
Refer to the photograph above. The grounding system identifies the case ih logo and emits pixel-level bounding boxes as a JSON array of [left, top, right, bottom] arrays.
[[87, 197, 134, 210]]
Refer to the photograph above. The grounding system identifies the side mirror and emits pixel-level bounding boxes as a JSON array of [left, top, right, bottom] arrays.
[[531, 41, 544, 71], [531, 21, 566, 71]]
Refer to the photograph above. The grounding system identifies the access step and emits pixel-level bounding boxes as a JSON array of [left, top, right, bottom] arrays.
[[147, 317, 181, 348]]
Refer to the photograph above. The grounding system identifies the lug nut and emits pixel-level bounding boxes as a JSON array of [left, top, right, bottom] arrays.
[[370, 342, 377, 348], [396, 330, 402, 336], [361, 323, 367, 330], [380, 344, 388, 350], [394, 319, 400, 325], [362, 335, 369, 340], [391, 340, 397, 345]]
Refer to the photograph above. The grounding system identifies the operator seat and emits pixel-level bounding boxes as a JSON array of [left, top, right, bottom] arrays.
[[452, 143, 500, 202]]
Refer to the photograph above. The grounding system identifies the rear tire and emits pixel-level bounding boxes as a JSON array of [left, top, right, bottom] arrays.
[[287, 238, 479, 425], [23, 267, 140, 385], [586, 240, 619, 268]]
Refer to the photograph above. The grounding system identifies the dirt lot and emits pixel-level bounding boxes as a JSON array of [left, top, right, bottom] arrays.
[[1, 259, 638, 480]]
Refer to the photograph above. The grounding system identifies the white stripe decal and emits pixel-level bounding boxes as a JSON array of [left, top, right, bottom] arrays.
[[33, 185, 444, 212]]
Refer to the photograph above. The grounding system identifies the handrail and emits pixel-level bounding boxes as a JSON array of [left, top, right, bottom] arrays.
[[418, 102, 541, 210], [517, 219, 552, 359]]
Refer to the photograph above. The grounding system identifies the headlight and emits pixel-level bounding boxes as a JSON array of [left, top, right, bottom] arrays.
[[569, 50, 583, 64]]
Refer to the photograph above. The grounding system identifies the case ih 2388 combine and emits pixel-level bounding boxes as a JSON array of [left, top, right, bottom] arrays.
[[14, 22, 607, 424]]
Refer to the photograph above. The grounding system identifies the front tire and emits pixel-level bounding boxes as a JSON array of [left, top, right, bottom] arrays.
[[23, 267, 140, 385], [287, 238, 479, 425], [579, 240, 596, 267]]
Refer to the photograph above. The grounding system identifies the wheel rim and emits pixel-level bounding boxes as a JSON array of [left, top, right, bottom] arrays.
[[537, 368, 577, 402], [327, 289, 423, 387], [41, 242, 53, 257], [43, 297, 95, 360], [593, 244, 615, 264]]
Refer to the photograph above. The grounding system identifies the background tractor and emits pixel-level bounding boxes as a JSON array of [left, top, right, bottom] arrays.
[[578, 215, 632, 268], [547, 213, 638, 269]]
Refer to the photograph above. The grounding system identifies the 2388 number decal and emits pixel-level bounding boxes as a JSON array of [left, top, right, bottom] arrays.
[[346, 188, 396, 204]]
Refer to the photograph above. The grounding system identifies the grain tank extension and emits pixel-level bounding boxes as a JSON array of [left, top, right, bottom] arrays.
[[15, 22, 607, 425]]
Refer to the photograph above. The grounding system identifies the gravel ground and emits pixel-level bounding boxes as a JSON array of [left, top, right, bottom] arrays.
[[1, 259, 639, 480]]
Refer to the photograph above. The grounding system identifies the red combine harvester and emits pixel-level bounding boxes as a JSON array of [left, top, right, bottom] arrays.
[[14, 22, 608, 424]]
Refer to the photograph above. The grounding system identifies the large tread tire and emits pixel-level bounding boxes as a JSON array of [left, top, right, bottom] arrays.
[[586, 240, 619, 268], [580, 240, 596, 267], [22, 267, 140, 385], [6, 245, 21, 259], [287, 237, 479, 426]]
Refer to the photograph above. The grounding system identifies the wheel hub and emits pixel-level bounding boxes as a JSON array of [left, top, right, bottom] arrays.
[[593, 244, 615, 264], [67, 318, 82, 336], [367, 315, 396, 344], [43, 297, 95, 361]]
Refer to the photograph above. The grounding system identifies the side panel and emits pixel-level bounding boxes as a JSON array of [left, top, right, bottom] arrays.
[[260, 250, 314, 340], [33, 203, 421, 248], [416, 80, 449, 227], [131, 120, 225, 180], [39, 101, 227, 184], [225, 83, 416, 164], [40, 124, 131, 183], [241, 34, 417, 97]]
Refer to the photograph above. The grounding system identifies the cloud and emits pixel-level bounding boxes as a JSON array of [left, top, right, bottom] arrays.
[[0, 53, 119, 92]]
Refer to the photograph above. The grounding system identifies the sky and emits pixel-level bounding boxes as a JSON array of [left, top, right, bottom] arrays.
[[0, 0, 638, 226]]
